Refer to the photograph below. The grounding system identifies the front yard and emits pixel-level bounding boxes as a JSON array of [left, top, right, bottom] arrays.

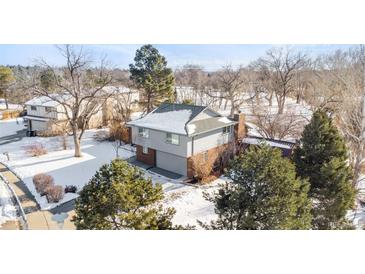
[[0, 119, 221, 227]]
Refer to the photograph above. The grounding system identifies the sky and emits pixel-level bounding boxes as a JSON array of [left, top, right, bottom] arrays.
[[0, 44, 355, 71]]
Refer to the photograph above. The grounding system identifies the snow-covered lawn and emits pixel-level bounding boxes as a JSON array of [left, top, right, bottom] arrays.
[[163, 179, 223, 227], [0, 119, 221, 226], [0, 119, 135, 209], [0, 98, 22, 111], [0, 118, 26, 138], [0, 177, 17, 227]]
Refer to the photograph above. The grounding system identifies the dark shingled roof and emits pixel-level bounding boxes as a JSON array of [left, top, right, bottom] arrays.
[[153, 103, 207, 123]]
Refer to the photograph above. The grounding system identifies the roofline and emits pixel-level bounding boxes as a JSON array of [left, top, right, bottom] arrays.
[[126, 124, 188, 136], [185, 105, 222, 126], [188, 121, 238, 137], [127, 103, 210, 135], [244, 135, 297, 147]]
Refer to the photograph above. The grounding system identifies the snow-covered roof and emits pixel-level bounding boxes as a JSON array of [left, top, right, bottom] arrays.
[[128, 103, 205, 135], [242, 136, 296, 150], [128, 103, 239, 136], [25, 94, 69, 107]]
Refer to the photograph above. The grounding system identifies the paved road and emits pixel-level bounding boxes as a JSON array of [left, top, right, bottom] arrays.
[[0, 128, 27, 146], [0, 162, 76, 230]]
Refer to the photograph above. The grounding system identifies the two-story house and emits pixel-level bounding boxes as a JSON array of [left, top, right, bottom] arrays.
[[127, 103, 246, 178], [24, 95, 69, 136], [23, 94, 104, 136]]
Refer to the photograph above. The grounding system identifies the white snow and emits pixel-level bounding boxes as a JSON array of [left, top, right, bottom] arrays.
[[0, 177, 17, 227], [218, 117, 232, 124], [129, 109, 193, 135], [0, 118, 222, 225], [163, 179, 224, 227], [25, 94, 70, 107], [0, 98, 22, 111], [0, 118, 25, 138], [243, 137, 292, 149], [0, 120, 135, 210], [186, 124, 196, 135]]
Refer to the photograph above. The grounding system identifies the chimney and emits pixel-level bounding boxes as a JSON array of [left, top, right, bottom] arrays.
[[233, 112, 246, 141]]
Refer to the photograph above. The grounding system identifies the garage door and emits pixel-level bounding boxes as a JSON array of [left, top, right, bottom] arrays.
[[156, 151, 187, 176], [32, 120, 48, 131]]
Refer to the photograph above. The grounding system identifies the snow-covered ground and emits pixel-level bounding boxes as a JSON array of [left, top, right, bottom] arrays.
[[0, 177, 17, 228], [0, 119, 221, 226], [0, 118, 26, 138], [0, 98, 22, 112], [0, 119, 135, 209]]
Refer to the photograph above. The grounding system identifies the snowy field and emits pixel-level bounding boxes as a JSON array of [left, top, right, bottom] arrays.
[[0, 177, 17, 228], [0, 99, 22, 111]]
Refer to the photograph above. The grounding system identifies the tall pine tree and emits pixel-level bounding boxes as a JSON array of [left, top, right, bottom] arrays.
[[202, 145, 312, 230], [293, 110, 356, 229], [73, 159, 182, 230], [129, 45, 175, 113]]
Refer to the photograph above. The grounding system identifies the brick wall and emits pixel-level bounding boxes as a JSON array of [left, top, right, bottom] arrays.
[[136, 145, 156, 166], [234, 113, 246, 141], [187, 143, 234, 178]]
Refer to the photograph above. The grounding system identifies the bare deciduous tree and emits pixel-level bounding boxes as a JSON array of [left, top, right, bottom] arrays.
[[251, 109, 306, 140], [253, 47, 307, 114], [29, 45, 112, 157], [205, 65, 250, 117]]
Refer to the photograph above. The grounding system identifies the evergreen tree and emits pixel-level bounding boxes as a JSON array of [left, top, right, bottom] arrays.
[[73, 159, 182, 230], [129, 44, 175, 112], [293, 110, 356, 229], [0, 66, 15, 109], [202, 145, 312, 230]]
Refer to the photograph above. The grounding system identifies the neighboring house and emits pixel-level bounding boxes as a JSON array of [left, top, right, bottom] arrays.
[[127, 103, 246, 177], [242, 135, 297, 157], [23, 94, 104, 136]]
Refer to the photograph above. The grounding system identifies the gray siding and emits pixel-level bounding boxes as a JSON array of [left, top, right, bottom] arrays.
[[131, 124, 234, 158], [188, 126, 234, 156], [156, 151, 187, 176], [131, 126, 190, 157], [30, 120, 48, 131]]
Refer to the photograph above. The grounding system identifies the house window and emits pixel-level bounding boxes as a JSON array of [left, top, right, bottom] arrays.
[[223, 126, 231, 134], [138, 127, 149, 138], [166, 133, 180, 145], [45, 107, 53, 113], [30, 106, 37, 111], [142, 146, 148, 154]]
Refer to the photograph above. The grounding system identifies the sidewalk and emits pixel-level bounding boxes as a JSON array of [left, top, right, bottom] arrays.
[[0, 163, 75, 230]]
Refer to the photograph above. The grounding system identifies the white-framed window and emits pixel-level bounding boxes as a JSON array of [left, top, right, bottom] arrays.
[[45, 106, 53, 113], [142, 146, 148, 154], [223, 126, 231, 134], [138, 127, 149, 138], [30, 106, 37, 111], [166, 133, 180, 145]]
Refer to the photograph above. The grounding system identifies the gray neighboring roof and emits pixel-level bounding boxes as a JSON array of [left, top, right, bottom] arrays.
[[24, 94, 71, 107], [187, 116, 237, 136]]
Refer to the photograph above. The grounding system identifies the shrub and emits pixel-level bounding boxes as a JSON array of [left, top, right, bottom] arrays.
[[24, 143, 47, 157], [46, 185, 64, 203], [33, 173, 54, 196], [192, 154, 217, 183], [65, 185, 77, 193], [93, 130, 110, 142]]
